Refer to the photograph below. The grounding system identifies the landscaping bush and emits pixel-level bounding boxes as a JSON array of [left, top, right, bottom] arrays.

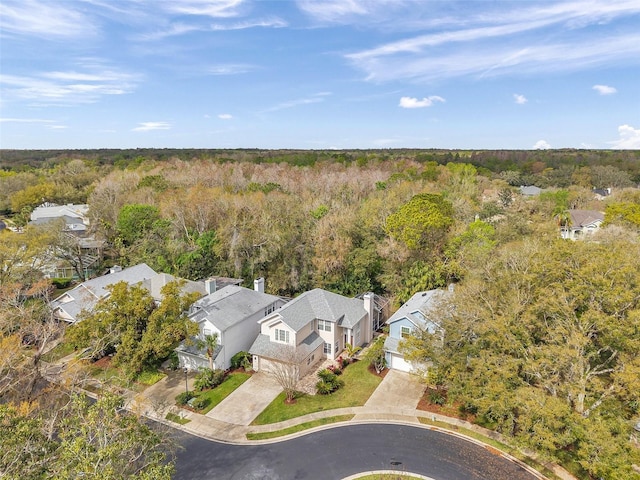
[[315, 369, 345, 395], [51, 277, 73, 289], [327, 364, 342, 375], [190, 397, 209, 411], [166, 351, 180, 371], [230, 351, 251, 370], [176, 390, 195, 406], [428, 390, 446, 406], [193, 368, 225, 391]]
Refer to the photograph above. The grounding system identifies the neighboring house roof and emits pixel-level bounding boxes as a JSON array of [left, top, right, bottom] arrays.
[[592, 188, 610, 198], [175, 338, 222, 361], [383, 335, 402, 355], [519, 185, 542, 196], [386, 289, 448, 331], [272, 288, 366, 333], [51, 263, 157, 322], [188, 285, 281, 332], [569, 209, 604, 228], [0, 220, 5, 230], [139, 272, 207, 302], [249, 331, 324, 361], [30, 204, 89, 222]]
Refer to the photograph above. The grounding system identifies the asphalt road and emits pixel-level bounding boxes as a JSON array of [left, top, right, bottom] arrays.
[[174, 423, 539, 480]]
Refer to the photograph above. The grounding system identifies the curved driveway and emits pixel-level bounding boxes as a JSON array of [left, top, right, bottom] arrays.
[[174, 423, 539, 480]]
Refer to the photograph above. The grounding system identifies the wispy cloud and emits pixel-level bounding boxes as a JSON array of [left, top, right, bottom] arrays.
[[132, 122, 172, 132], [0, 0, 95, 38], [162, 0, 245, 18], [218, 114, 233, 119], [263, 92, 331, 112], [345, 2, 640, 83], [399, 96, 445, 108], [296, 0, 402, 24], [610, 124, 640, 149], [592, 84, 617, 95], [0, 117, 54, 123], [0, 63, 141, 106], [207, 64, 256, 75], [514, 94, 528, 104], [533, 140, 551, 149], [210, 17, 287, 30]]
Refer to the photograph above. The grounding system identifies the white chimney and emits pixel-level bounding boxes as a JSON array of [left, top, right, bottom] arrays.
[[205, 278, 217, 294], [109, 265, 122, 274], [254, 277, 265, 293]]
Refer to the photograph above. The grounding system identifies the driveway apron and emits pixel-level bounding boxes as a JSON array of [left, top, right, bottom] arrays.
[[206, 372, 282, 425], [364, 369, 425, 410]]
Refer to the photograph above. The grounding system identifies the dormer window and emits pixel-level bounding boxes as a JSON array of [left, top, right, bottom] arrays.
[[275, 328, 289, 344]]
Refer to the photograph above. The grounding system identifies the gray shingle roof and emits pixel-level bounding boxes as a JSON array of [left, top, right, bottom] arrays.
[[249, 332, 323, 361], [188, 285, 281, 332], [51, 263, 157, 321], [275, 288, 366, 332], [175, 336, 222, 360], [386, 289, 448, 329], [139, 273, 207, 302], [383, 335, 402, 354], [569, 209, 604, 228]]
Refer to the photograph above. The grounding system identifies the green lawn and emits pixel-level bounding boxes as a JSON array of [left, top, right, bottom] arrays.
[[252, 359, 382, 425], [195, 372, 251, 414], [246, 414, 354, 440], [42, 341, 77, 362]]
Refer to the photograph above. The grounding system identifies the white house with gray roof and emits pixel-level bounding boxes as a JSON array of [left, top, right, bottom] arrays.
[[51, 263, 157, 323], [384, 288, 449, 373], [249, 288, 376, 378], [176, 279, 287, 371]]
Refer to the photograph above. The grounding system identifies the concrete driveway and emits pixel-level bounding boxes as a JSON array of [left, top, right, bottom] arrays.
[[364, 369, 425, 411], [206, 372, 282, 425]]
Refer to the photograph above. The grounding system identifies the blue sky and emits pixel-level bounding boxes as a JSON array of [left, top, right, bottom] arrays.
[[1, 0, 639, 150]]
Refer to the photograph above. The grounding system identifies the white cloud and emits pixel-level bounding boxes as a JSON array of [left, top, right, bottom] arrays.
[[514, 94, 527, 104], [163, 0, 244, 18], [207, 64, 256, 75], [45, 124, 68, 129], [0, 64, 141, 106], [132, 122, 171, 132], [592, 84, 617, 95], [610, 124, 640, 149], [264, 92, 332, 112], [0, 117, 54, 123], [533, 140, 551, 149], [0, 0, 95, 38], [210, 17, 288, 30], [296, 0, 372, 22], [399, 96, 445, 108], [218, 114, 233, 119], [344, 1, 640, 83]]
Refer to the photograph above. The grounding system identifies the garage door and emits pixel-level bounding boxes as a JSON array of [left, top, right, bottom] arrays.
[[390, 353, 413, 373]]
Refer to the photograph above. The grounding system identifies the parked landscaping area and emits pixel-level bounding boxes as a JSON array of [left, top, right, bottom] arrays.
[[252, 359, 382, 425]]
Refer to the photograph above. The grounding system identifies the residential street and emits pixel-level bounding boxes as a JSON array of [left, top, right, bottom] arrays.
[[173, 423, 540, 480]]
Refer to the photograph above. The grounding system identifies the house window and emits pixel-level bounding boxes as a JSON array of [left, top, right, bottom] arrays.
[[275, 329, 289, 344], [401, 326, 412, 338], [264, 303, 277, 316], [335, 341, 339, 353], [323, 343, 331, 354], [317, 319, 332, 332]]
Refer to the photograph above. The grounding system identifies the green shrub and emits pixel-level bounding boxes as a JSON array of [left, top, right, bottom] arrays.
[[230, 351, 251, 370], [175, 391, 195, 406], [193, 368, 225, 391], [51, 277, 73, 289], [190, 397, 209, 411], [428, 390, 446, 406], [316, 369, 345, 395]]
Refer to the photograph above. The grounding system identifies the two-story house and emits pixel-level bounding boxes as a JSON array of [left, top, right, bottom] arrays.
[[249, 288, 376, 378], [384, 288, 449, 373], [176, 278, 287, 371]]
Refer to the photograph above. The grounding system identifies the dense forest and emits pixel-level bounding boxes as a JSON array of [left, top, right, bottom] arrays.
[[1, 149, 640, 479]]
